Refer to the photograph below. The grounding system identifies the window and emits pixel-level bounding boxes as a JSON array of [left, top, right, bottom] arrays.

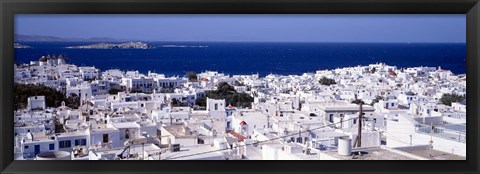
[[353, 119, 357, 124], [214, 104, 218, 110], [125, 129, 130, 139], [75, 139, 87, 146], [49, 143, 55, 150], [103, 134, 109, 143], [24, 145, 29, 149], [59, 140, 71, 148]]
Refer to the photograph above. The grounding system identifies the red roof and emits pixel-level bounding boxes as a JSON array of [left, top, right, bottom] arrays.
[[239, 121, 247, 125], [437, 70, 449, 72], [229, 131, 246, 142], [201, 78, 209, 81], [226, 104, 236, 109], [388, 71, 397, 76]]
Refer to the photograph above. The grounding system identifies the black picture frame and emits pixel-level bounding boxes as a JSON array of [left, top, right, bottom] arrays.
[[1, 0, 479, 174]]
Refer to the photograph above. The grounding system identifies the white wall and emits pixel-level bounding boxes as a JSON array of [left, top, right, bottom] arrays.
[[90, 131, 121, 148], [21, 140, 57, 158], [27, 96, 46, 110], [207, 98, 225, 112], [57, 135, 89, 152], [385, 117, 466, 156]]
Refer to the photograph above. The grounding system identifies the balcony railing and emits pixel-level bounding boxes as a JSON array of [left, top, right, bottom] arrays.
[[415, 123, 466, 143]]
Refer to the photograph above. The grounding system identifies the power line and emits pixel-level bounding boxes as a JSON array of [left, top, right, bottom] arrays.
[[382, 131, 416, 146], [166, 117, 358, 160]]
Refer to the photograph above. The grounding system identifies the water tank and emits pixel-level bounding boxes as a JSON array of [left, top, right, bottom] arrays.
[[338, 137, 352, 156], [36, 151, 71, 160]]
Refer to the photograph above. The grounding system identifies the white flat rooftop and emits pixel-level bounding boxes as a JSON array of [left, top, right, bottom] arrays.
[[394, 145, 465, 160], [112, 122, 141, 129], [159, 144, 225, 160], [322, 146, 422, 160], [56, 130, 89, 138]]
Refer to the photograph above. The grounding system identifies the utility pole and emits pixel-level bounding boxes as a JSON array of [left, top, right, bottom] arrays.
[[298, 125, 303, 144], [429, 122, 434, 157], [142, 142, 145, 160], [340, 114, 344, 129], [354, 102, 363, 148], [266, 111, 270, 130]]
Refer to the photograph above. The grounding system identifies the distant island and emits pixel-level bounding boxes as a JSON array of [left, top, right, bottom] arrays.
[[65, 42, 153, 49], [15, 34, 133, 42], [14, 43, 31, 48]]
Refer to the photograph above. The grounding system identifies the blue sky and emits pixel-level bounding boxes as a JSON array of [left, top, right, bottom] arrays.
[[15, 14, 465, 43]]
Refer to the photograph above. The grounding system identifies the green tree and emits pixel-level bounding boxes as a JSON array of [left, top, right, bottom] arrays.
[[234, 80, 245, 86], [318, 77, 337, 86], [130, 88, 143, 93], [171, 98, 181, 106], [84, 77, 96, 82], [201, 82, 254, 108], [196, 97, 207, 107], [187, 71, 198, 82], [351, 99, 365, 105], [14, 83, 81, 110], [217, 82, 235, 94], [228, 93, 254, 108], [108, 88, 121, 95], [65, 93, 80, 109], [440, 93, 465, 106], [370, 95, 384, 106]]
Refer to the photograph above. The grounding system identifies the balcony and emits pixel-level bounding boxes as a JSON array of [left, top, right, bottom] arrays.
[[415, 123, 466, 143]]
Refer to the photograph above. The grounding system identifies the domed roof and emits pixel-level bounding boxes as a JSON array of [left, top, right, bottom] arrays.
[[226, 104, 236, 109], [388, 71, 397, 76]]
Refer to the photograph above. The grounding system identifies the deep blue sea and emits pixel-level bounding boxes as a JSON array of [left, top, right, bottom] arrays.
[[14, 42, 466, 77]]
